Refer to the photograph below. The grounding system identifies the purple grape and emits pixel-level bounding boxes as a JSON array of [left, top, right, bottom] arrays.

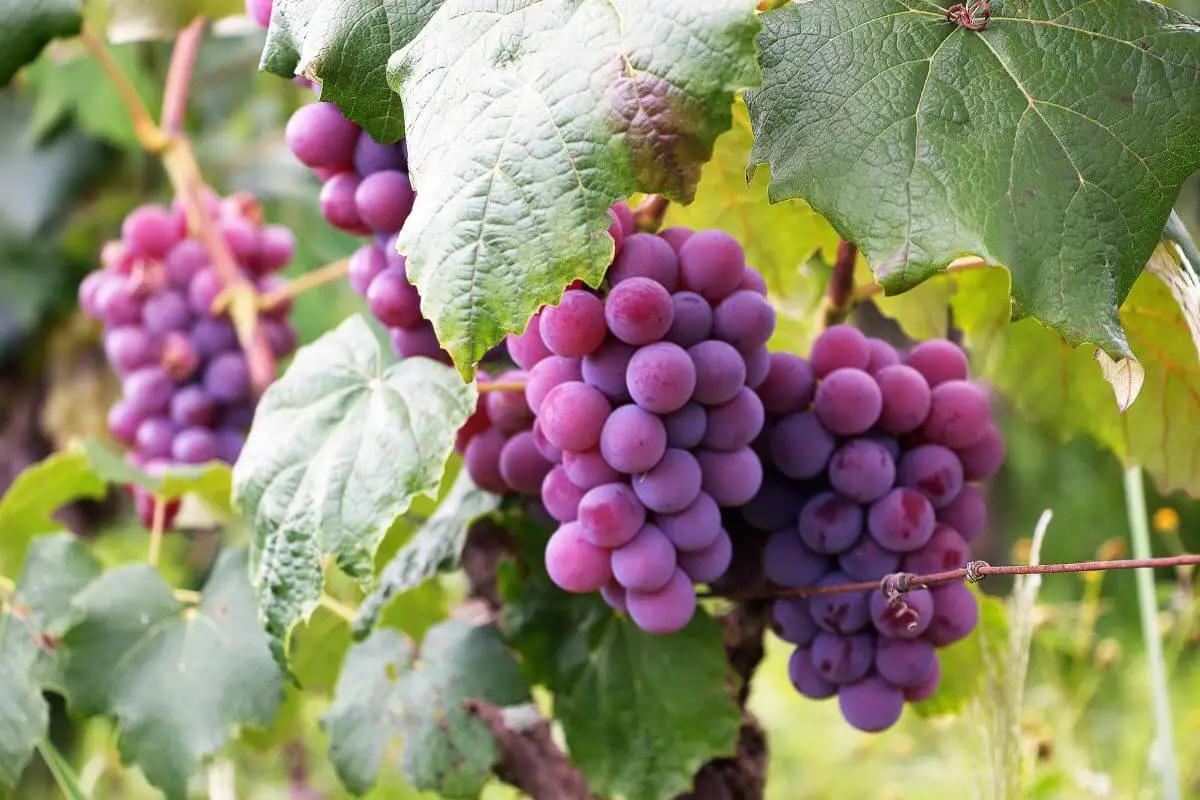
[[215, 428, 247, 464], [922, 380, 991, 449], [108, 400, 144, 444], [925, 582, 978, 646], [541, 290, 608, 357], [810, 325, 870, 378], [788, 648, 837, 699], [319, 173, 366, 233], [173, 427, 218, 464], [867, 488, 936, 552], [605, 277, 674, 346], [814, 368, 882, 435], [875, 639, 936, 688], [124, 367, 173, 416], [838, 675, 904, 732], [904, 339, 968, 387], [626, 342, 696, 414], [665, 291, 713, 347], [96, 278, 142, 326], [809, 573, 870, 633], [353, 135, 407, 176], [631, 448, 701, 513], [904, 656, 941, 702], [811, 632, 875, 683], [762, 531, 828, 587], [869, 587, 933, 639], [798, 492, 863, 554], [507, 314, 552, 370], [464, 427, 508, 494], [741, 474, 806, 532], [712, 290, 775, 352], [542, 465, 584, 523], [903, 524, 969, 575], [937, 483, 986, 541], [135, 418, 176, 459], [285, 103, 360, 170], [577, 483, 645, 548], [354, 170, 414, 233], [160, 331, 200, 380], [609, 233, 679, 290], [956, 424, 1006, 481], [203, 352, 251, 405], [562, 448, 620, 491], [142, 290, 190, 336], [658, 226, 693, 255], [531, 420, 563, 463], [612, 525, 677, 591], [677, 530, 732, 583], [701, 387, 764, 451], [865, 338, 901, 374], [104, 327, 155, 374], [263, 319, 299, 359], [600, 582, 627, 612], [656, 492, 721, 552], [600, 405, 667, 474], [79, 272, 109, 319], [769, 411, 836, 480], [545, 522, 613, 594], [663, 402, 707, 449], [222, 406, 255, 430], [348, 244, 387, 296], [255, 225, 295, 274], [582, 338, 635, 402], [896, 444, 964, 508], [772, 598, 819, 646], [874, 364, 932, 434], [219, 216, 259, 264], [498, 431, 552, 495], [758, 352, 815, 415], [539, 382, 611, 453], [696, 447, 762, 507], [687, 340, 746, 406], [626, 568, 696, 635], [390, 323, 447, 362], [678, 230, 745, 302], [738, 268, 768, 295], [187, 268, 223, 316], [165, 240, 209, 287], [524, 355, 583, 414], [367, 267, 422, 328], [827, 439, 895, 504], [170, 385, 217, 427], [191, 318, 237, 358], [839, 535, 901, 581], [122, 205, 179, 259], [744, 345, 771, 388]]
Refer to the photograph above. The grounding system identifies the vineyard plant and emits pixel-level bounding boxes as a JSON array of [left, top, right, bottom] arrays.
[[3, 0, 1200, 798]]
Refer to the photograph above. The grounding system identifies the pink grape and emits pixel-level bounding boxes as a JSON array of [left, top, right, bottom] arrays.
[[464, 428, 508, 494], [701, 388, 764, 451], [542, 465, 584, 522], [285, 103, 360, 170], [524, 355, 583, 414], [631, 448, 702, 514], [507, 314, 552, 370], [605, 277, 674, 345], [561, 448, 620, 491], [626, 568, 696, 634], [666, 291, 714, 347], [539, 381, 611, 452], [757, 352, 815, 415], [662, 402, 707, 449], [688, 340, 746, 405], [874, 364, 932, 434], [922, 380, 991, 449], [925, 582, 978, 646], [600, 405, 667, 474], [677, 530, 732, 583], [656, 492, 722, 552], [839, 534, 902, 581], [354, 170, 414, 233], [897, 444, 964, 508], [875, 639, 936, 688], [626, 342, 696, 414], [937, 483, 987, 540], [814, 368, 882, 435], [810, 324, 870, 378], [867, 488, 936, 552], [582, 338, 635, 402], [903, 524, 969, 575], [678, 230, 745, 302], [827, 439, 895, 504], [956, 424, 1005, 481], [540, 290, 607, 357], [799, 492, 864, 554], [712, 290, 775, 352], [612, 525, 677, 591], [865, 338, 901, 374], [770, 411, 835, 480], [577, 483, 645, 548], [609, 233, 679, 290], [366, 267, 422, 328], [498, 431, 552, 495], [905, 339, 969, 387], [545, 523, 613, 593], [697, 447, 762, 507]]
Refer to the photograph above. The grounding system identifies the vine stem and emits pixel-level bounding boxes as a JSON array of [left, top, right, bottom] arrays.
[[147, 496, 167, 567], [1125, 465, 1182, 800], [78, 33, 171, 153], [319, 593, 359, 623], [854, 255, 989, 301], [713, 552, 1200, 601], [161, 17, 205, 135], [257, 258, 351, 310], [822, 239, 858, 326], [478, 381, 527, 394], [633, 194, 670, 233]]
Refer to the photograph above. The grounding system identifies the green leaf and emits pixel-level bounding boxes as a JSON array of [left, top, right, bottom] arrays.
[[0, 0, 81, 85], [0, 450, 105, 564], [101, 0, 243, 42], [59, 549, 283, 800], [79, 438, 233, 513], [389, 0, 761, 374], [0, 534, 100, 792], [353, 470, 499, 639], [37, 740, 86, 800], [322, 621, 531, 797], [260, 0, 444, 143], [913, 588, 1008, 717], [232, 315, 476, 664], [747, 0, 1200, 360]]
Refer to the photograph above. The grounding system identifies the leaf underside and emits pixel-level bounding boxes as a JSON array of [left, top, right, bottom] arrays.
[[748, 0, 1200, 359]]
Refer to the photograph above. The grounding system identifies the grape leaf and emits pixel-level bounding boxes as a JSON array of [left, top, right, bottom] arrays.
[[353, 470, 499, 639], [232, 315, 476, 665], [388, 0, 761, 375], [59, 549, 283, 800], [0, 450, 106, 564], [0, 0, 81, 85], [101, 0, 243, 42], [747, 0, 1200, 362], [78, 438, 233, 514], [0, 534, 100, 792], [259, 0, 444, 143], [322, 621, 531, 797]]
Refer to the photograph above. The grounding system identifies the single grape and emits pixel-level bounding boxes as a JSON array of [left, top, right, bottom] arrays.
[[904, 524, 969, 575], [390, 324, 449, 362], [611, 203, 635, 237], [663, 402, 707, 449], [772, 598, 819, 646], [464, 427, 508, 494], [600, 581, 627, 612], [626, 342, 697, 414], [608, 233, 679, 290], [677, 529, 732, 583], [215, 428, 247, 464], [135, 418, 176, 459], [762, 530, 828, 587], [219, 216, 259, 264], [757, 352, 815, 415], [561, 448, 621, 491], [319, 172, 366, 233], [688, 340, 746, 406], [577, 483, 646, 548], [922, 380, 990, 449], [600, 405, 667, 474], [96, 278, 142, 326], [697, 447, 762, 507], [936, 483, 986, 540], [108, 400, 145, 445], [741, 475, 807, 532], [874, 364, 932, 434], [285, 102, 360, 170], [701, 388, 765, 451], [483, 372, 534, 433], [187, 268, 223, 316], [626, 568, 696, 634], [770, 411, 836, 480], [539, 381, 611, 452], [656, 492, 722, 552], [827, 439, 896, 504], [498, 431, 552, 495], [507, 314, 552, 370], [897, 444, 964, 508], [867, 488, 936, 552], [78, 272, 109, 319], [678, 230, 745, 302], [605, 277, 674, 346], [353, 135, 407, 176], [814, 368, 882, 435], [122, 205, 179, 259], [865, 338, 901, 374], [531, 419, 563, 463], [612, 525, 677, 591], [658, 226, 694, 255], [903, 655, 941, 702], [203, 353, 251, 405], [173, 427, 218, 464], [956, 424, 1005, 481], [170, 385, 218, 428], [255, 225, 295, 274], [798, 492, 864, 554], [545, 522, 614, 593], [869, 587, 933, 639], [191, 318, 237, 359], [738, 268, 768, 296], [810, 324, 870, 378], [838, 675, 904, 733], [354, 170, 414, 233], [103, 327, 155, 374], [712, 290, 775, 352], [788, 647, 837, 699], [905, 339, 969, 387], [811, 631, 875, 683], [263, 319, 299, 359], [542, 465, 584, 523], [123, 367, 174, 416], [367, 267, 422, 328], [666, 291, 714, 347], [925, 581, 978, 646], [582, 338, 635, 402], [743, 344, 771, 389], [246, 0, 272, 28], [810, 573, 870, 633], [839, 534, 902, 581], [540, 290, 607, 357], [348, 244, 387, 296], [632, 448, 702, 514], [164, 240, 208, 287], [875, 638, 936, 688], [524, 355, 583, 414]]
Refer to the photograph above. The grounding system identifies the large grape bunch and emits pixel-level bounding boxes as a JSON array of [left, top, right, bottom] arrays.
[[79, 191, 299, 527], [459, 206, 775, 635], [741, 326, 1004, 732]]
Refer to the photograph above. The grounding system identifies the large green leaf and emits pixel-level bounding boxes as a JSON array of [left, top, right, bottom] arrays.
[[0, 0, 81, 85], [260, 0, 444, 143], [0, 535, 100, 792], [232, 315, 475, 664], [389, 0, 761, 374], [59, 549, 283, 800], [353, 470, 499, 639], [322, 621, 531, 797], [0, 451, 106, 564], [79, 438, 233, 514], [748, 0, 1200, 361]]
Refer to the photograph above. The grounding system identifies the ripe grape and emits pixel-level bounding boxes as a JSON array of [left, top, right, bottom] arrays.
[[541, 290, 608, 357], [925, 581, 979, 646], [874, 364, 932, 434], [611, 525, 677, 591], [545, 523, 614, 593], [366, 268, 422, 328], [827, 439, 895, 504], [897, 444, 964, 508], [769, 411, 835, 480], [600, 405, 667, 474], [666, 291, 714, 347], [631, 448, 702, 514], [773, 598, 818, 646], [712, 290, 775, 352], [697, 448, 762, 507], [626, 342, 697, 414], [688, 340, 746, 405], [677, 530, 732, 583], [814, 368, 882, 435], [838, 675, 904, 733], [701, 388, 764, 451], [562, 448, 620, 491], [577, 483, 646, 548], [542, 465, 584, 522], [286, 102, 360, 171], [678, 230, 745, 302], [788, 648, 837, 699], [905, 339, 969, 387], [937, 483, 987, 540], [609, 233, 679, 289], [757, 352, 815, 415], [525, 355, 583, 414], [539, 382, 610, 452], [605, 277, 674, 345], [799, 493, 864, 554], [810, 324, 869, 377], [867, 488, 936, 552], [956, 424, 1005, 481], [626, 569, 697, 635], [662, 402, 707, 449], [903, 524, 969, 575], [875, 639, 936, 688], [582, 338, 635, 402], [497, 431, 552, 495], [656, 492, 722, 552], [762, 532, 828, 587], [869, 588, 933, 639], [811, 632, 875, 683], [922, 380, 991, 448]]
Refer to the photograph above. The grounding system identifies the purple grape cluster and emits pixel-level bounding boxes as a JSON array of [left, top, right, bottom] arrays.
[[79, 191, 299, 527], [739, 327, 1004, 732]]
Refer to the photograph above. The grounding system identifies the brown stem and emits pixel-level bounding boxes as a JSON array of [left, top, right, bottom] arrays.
[[633, 195, 671, 233], [822, 239, 858, 327], [258, 259, 351, 310], [464, 700, 594, 800], [478, 381, 527, 394], [161, 17, 206, 135], [78, 32, 172, 153]]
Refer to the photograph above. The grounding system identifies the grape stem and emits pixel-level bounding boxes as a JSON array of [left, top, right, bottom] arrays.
[[78, 33, 172, 153], [319, 593, 359, 623], [257, 258, 351, 310], [161, 17, 205, 135], [632, 194, 670, 233], [147, 496, 167, 567], [477, 381, 527, 394], [173, 588, 202, 605], [713, 552, 1200, 600], [822, 239, 858, 326], [853, 255, 990, 301]]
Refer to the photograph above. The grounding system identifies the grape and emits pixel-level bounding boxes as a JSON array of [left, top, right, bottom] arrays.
[[577, 483, 645, 548], [96, 278, 142, 326], [937, 483, 986, 541], [626, 568, 696, 634], [612, 525, 677, 591], [772, 598, 818, 646], [875, 639, 936, 688], [507, 314, 552, 370], [626, 342, 697, 414], [484, 372, 535, 433], [203, 352, 251, 404], [79, 272, 109, 319], [256, 276, 293, 320], [390, 324, 448, 362], [874, 365, 932, 434], [678, 230, 745, 302], [903, 656, 941, 702], [464, 427, 508, 494], [122, 205, 179, 259], [319, 173, 366, 233], [905, 339, 968, 387], [697, 447, 762, 507], [838, 675, 904, 733], [531, 420, 562, 463], [865, 338, 900, 374], [827, 439, 895, 504], [545, 522, 614, 593], [215, 429, 247, 464], [285, 103, 360, 170], [903, 524, 969, 575], [104, 327, 155, 374], [256, 225, 296, 273], [688, 340, 746, 405], [135, 418, 175, 459], [741, 475, 806, 532], [701, 388, 764, 451], [738, 268, 768, 296], [219, 216, 259, 264], [666, 291, 713, 347], [814, 368, 882, 435], [839, 534, 902, 581], [769, 411, 836, 480], [605, 277, 674, 345], [869, 587, 933, 639], [124, 367, 174, 415], [542, 465, 584, 522], [263, 319, 299, 359], [662, 402, 707, 449], [246, 0, 272, 28], [788, 647, 837, 699], [896, 444, 964, 508], [867, 488, 935, 552], [541, 290, 608, 357], [108, 400, 144, 444], [922, 380, 990, 449], [631, 448, 702, 513], [172, 427, 218, 464], [956, 424, 1005, 481], [658, 226, 694, 255], [348, 244, 387, 296], [354, 171, 414, 233], [810, 324, 870, 378], [743, 345, 771, 389], [677, 530, 732, 583], [809, 573, 870, 633], [366, 267, 422, 328], [582, 338, 635, 402], [498, 431, 552, 495], [600, 582, 627, 612], [609, 233, 679, 290], [600, 405, 667, 474], [762, 531, 828, 587], [524, 355, 583, 414], [925, 582, 978, 646], [712, 291, 775, 352], [798, 492, 864, 554], [811, 632, 875, 683], [170, 385, 217, 427], [354, 135, 407, 176], [191, 318, 237, 358], [656, 492, 722, 552], [562, 448, 621, 491], [758, 352, 815, 415], [165, 240, 208, 286], [222, 406, 255, 430], [610, 203, 635, 237], [539, 382, 611, 452]]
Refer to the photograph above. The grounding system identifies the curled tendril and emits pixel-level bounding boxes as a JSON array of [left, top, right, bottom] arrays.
[[946, 1, 992, 30], [965, 560, 990, 583]]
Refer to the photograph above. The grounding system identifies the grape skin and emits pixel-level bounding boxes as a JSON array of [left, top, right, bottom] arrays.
[[600, 405, 667, 474], [868, 587, 933, 639], [612, 525, 677, 591], [541, 290, 608, 357], [814, 368, 883, 435], [701, 388, 764, 451], [688, 340, 747, 406], [937, 483, 987, 540], [896, 444, 964, 508], [631, 448, 702, 514], [799, 492, 864, 554], [811, 632, 875, 683], [788, 648, 837, 699], [538, 382, 611, 452], [810, 324, 869, 377], [677, 530, 732, 583], [770, 411, 835, 480], [867, 488, 936, 552], [697, 448, 763, 507], [827, 439, 896, 504], [656, 492, 722, 552], [577, 483, 646, 548], [524, 355, 583, 414], [666, 291, 714, 347], [545, 522, 614, 594], [678, 230, 745, 302], [626, 568, 697, 635], [838, 675, 904, 733], [605, 277, 674, 346], [626, 342, 697, 414]]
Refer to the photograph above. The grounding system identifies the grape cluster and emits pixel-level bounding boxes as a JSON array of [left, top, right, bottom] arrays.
[[736, 326, 1003, 732], [79, 192, 299, 526], [459, 208, 775, 635]]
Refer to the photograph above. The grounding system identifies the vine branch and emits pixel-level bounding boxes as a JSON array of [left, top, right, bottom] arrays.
[[161, 17, 206, 135], [257, 258, 351, 310], [464, 701, 595, 800], [633, 195, 671, 233], [477, 381, 527, 394], [78, 33, 171, 152], [822, 239, 858, 327]]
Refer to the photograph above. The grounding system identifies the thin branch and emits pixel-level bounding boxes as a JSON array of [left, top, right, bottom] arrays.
[[257, 258, 351, 310], [854, 255, 990, 301], [319, 593, 359, 623], [464, 700, 595, 800], [822, 239, 858, 326], [633, 194, 671, 233], [78, 32, 171, 153], [147, 496, 167, 567], [478, 381, 526, 394], [161, 17, 207, 135]]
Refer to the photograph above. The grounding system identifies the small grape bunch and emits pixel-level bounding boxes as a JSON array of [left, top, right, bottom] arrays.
[[745, 326, 1003, 732], [79, 191, 299, 527]]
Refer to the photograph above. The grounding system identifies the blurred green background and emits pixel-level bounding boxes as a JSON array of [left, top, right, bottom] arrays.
[[3, 14, 1200, 800]]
